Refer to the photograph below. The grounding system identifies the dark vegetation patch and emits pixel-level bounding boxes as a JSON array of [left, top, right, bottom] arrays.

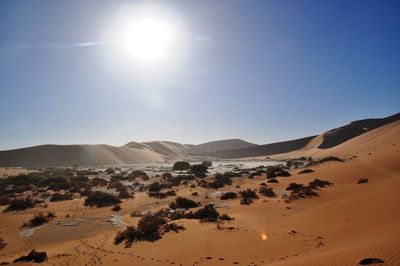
[[267, 178, 279, 183], [146, 181, 176, 198], [266, 166, 291, 179], [185, 204, 219, 222], [190, 164, 209, 178], [22, 212, 55, 228], [117, 186, 133, 199], [112, 205, 121, 212], [148, 190, 176, 199], [286, 183, 305, 191], [84, 191, 121, 208], [357, 178, 368, 184], [185, 204, 234, 222], [287, 186, 318, 201], [0, 195, 11, 206], [286, 158, 312, 169], [152, 203, 233, 223], [317, 156, 344, 164], [129, 170, 150, 180], [4, 197, 40, 212], [308, 179, 333, 189], [298, 169, 314, 174], [0, 237, 6, 250], [285, 179, 333, 202], [13, 249, 48, 263], [239, 189, 258, 205], [50, 193, 73, 202], [258, 186, 276, 198], [173, 161, 191, 172], [220, 192, 237, 200], [114, 213, 184, 248], [148, 182, 162, 193], [208, 174, 232, 189], [358, 258, 384, 265], [169, 197, 199, 209], [90, 177, 107, 187]]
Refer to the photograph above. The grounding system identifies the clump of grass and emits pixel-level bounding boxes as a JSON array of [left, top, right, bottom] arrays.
[[112, 205, 121, 212], [50, 193, 73, 202], [13, 249, 47, 263], [220, 192, 237, 200], [4, 197, 39, 212], [357, 178, 368, 184], [0, 237, 6, 250], [185, 204, 234, 222], [318, 156, 344, 163], [258, 186, 276, 198], [114, 213, 185, 248], [266, 166, 291, 179], [208, 174, 233, 189], [84, 191, 121, 208], [169, 197, 199, 210], [308, 179, 333, 189], [22, 212, 56, 228], [239, 189, 259, 205], [298, 169, 314, 174]]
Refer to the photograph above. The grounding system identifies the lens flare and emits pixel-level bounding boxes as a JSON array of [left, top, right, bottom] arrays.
[[261, 233, 268, 240]]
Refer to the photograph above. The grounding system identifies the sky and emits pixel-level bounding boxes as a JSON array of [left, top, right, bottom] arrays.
[[0, 0, 399, 150]]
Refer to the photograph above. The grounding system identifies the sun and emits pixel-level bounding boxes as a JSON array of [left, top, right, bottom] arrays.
[[123, 18, 174, 63]]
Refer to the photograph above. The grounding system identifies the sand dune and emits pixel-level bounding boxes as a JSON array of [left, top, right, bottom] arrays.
[[188, 139, 258, 153], [318, 112, 400, 149], [0, 113, 398, 167], [192, 136, 316, 159], [0, 139, 258, 167], [0, 144, 169, 168], [271, 119, 400, 160]]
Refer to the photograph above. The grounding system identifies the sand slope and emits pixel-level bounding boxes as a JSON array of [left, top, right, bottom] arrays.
[[0, 139, 258, 168], [271, 119, 400, 160], [0, 143, 173, 167]]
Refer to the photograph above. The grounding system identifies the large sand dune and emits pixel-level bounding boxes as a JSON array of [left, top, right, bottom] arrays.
[[185, 113, 400, 160], [0, 113, 398, 167], [0, 139, 256, 167]]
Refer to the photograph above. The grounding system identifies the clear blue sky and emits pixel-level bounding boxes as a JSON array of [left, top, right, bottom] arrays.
[[0, 0, 399, 150]]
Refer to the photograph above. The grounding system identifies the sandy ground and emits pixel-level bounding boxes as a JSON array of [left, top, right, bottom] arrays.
[[0, 168, 30, 179], [0, 128, 399, 265]]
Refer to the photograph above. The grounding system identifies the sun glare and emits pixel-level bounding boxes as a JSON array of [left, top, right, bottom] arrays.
[[123, 18, 174, 63], [261, 233, 268, 241]]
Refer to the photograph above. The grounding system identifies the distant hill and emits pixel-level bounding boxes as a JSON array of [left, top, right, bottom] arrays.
[[0, 139, 256, 167], [0, 143, 175, 168], [190, 136, 316, 159], [188, 139, 258, 153], [0, 113, 398, 167]]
